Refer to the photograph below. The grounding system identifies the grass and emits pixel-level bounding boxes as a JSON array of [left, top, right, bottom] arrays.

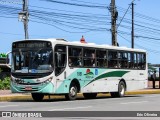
[[0, 77, 10, 90]]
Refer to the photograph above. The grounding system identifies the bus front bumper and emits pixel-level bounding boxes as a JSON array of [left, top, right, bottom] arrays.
[[10, 82, 54, 94]]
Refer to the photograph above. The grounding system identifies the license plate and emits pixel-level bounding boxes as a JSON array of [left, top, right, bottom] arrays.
[[25, 87, 32, 90]]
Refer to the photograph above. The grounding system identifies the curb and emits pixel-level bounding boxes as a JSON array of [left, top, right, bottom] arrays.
[[126, 89, 160, 95], [0, 89, 160, 102], [0, 95, 31, 101]]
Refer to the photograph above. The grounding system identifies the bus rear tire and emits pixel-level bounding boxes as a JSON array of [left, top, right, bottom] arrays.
[[65, 83, 78, 100], [31, 93, 44, 102], [110, 81, 126, 98], [83, 93, 97, 99]]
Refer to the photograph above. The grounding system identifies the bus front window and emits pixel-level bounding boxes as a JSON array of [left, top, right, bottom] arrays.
[[12, 49, 53, 74]]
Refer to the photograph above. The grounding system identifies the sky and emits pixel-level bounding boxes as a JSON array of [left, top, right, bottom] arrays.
[[0, 0, 160, 64]]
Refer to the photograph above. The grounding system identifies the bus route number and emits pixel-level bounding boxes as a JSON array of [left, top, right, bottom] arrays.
[[77, 72, 82, 76]]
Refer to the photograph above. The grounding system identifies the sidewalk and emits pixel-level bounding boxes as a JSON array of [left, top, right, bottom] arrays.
[[0, 87, 160, 101], [0, 90, 31, 101]]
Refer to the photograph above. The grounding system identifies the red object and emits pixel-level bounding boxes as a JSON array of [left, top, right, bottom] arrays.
[[25, 87, 32, 91], [86, 69, 90, 73], [80, 36, 87, 43]]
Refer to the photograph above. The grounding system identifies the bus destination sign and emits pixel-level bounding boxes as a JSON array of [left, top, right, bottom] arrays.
[[15, 42, 48, 48]]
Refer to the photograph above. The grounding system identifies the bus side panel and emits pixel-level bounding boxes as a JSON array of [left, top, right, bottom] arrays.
[[54, 71, 70, 94], [82, 69, 130, 93], [85, 79, 119, 93], [124, 70, 147, 91], [55, 68, 107, 94], [55, 68, 79, 94], [54, 68, 147, 94]]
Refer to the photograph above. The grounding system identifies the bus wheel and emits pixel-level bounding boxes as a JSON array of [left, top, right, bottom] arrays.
[[83, 93, 97, 99], [110, 81, 126, 98], [31, 93, 44, 102], [65, 83, 78, 100], [118, 81, 126, 97]]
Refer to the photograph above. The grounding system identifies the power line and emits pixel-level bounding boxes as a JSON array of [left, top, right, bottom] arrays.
[[117, 0, 135, 29], [135, 36, 160, 41], [40, 0, 107, 9], [118, 33, 160, 54], [117, 5, 160, 24], [69, 0, 106, 6], [29, 5, 109, 17], [30, 20, 91, 33], [0, 0, 22, 5], [2, 1, 160, 44]]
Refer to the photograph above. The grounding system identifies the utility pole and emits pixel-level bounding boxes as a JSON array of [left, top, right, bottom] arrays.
[[19, 0, 29, 39], [110, 0, 118, 46], [131, 2, 134, 48]]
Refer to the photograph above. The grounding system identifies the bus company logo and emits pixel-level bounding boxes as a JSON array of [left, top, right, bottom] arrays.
[[2, 112, 11, 117], [84, 69, 94, 78]]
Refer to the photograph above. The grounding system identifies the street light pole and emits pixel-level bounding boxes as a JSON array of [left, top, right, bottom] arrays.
[[19, 0, 29, 39], [131, 2, 134, 48], [111, 0, 118, 46]]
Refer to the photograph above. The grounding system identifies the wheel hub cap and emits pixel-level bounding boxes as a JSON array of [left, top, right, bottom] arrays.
[[70, 87, 76, 96]]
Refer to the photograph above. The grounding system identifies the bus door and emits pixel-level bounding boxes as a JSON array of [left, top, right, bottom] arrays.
[[54, 45, 67, 93]]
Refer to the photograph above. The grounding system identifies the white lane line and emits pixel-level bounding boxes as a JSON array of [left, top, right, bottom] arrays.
[[0, 102, 8, 104], [146, 95, 159, 98], [0, 105, 19, 108], [120, 101, 148, 105], [48, 106, 92, 111]]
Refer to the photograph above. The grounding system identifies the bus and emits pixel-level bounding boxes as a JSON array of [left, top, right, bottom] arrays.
[[11, 38, 148, 101]]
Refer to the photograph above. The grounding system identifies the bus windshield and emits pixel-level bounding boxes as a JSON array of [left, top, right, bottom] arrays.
[[12, 48, 53, 74]]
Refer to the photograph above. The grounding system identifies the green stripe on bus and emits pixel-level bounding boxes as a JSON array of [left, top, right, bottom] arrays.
[[84, 71, 129, 87]]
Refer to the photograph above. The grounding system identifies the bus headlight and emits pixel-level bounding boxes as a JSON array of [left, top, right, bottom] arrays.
[[41, 77, 53, 84], [47, 77, 53, 82]]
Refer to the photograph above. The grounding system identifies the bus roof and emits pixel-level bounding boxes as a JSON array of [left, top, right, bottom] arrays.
[[15, 38, 146, 53]]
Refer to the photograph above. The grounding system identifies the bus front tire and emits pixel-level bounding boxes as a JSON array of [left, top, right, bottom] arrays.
[[110, 81, 126, 98], [83, 93, 97, 99], [65, 83, 78, 100], [31, 93, 44, 102]]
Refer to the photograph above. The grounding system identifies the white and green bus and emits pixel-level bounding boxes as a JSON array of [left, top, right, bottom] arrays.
[[11, 39, 148, 101]]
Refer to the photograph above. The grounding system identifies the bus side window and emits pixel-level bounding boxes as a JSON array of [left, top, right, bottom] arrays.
[[96, 50, 107, 67], [137, 53, 146, 69], [134, 53, 137, 68], [83, 48, 95, 67], [128, 53, 134, 68], [142, 54, 146, 69], [121, 52, 128, 68], [108, 51, 118, 68], [68, 47, 82, 67]]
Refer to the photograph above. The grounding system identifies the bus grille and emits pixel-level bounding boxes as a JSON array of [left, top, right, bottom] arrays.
[[18, 82, 41, 85], [20, 88, 38, 92]]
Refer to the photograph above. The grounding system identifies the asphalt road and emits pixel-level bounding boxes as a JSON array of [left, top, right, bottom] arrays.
[[1, 94, 160, 119], [1, 94, 160, 111]]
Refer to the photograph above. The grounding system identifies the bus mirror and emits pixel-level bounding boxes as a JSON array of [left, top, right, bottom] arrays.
[[6, 51, 11, 64], [6, 58, 9, 64]]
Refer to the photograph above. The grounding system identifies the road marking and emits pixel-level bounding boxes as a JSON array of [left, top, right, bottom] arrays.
[[0, 105, 19, 108], [146, 95, 159, 98], [48, 106, 92, 111], [0, 102, 8, 104], [120, 101, 148, 105]]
